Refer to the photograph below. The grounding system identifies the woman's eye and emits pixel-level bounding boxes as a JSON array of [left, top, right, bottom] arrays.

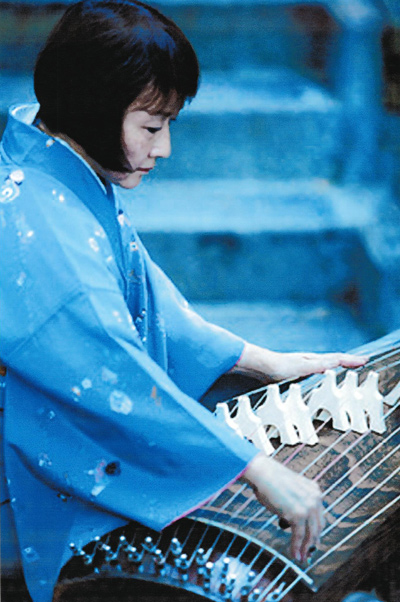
[[146, 127, 162, 134]]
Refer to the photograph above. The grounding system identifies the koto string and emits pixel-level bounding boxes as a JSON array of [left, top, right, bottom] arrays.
[[322, 425, 400, 498], [230, 352, 400, 599], [256, 398, 400, 596], [321, 465, 400, 538], [182, 403, 400, 594], [249, 397, 400, 540], [274, 493, 400, 602], [192, 350, 399, 600], [214, 353, 400, 518], [253, 399, 400, 598], [223, 352, 400, 467], [254, 487, 400, 602], [153, 347, 400, 601], [233, 409, 400, 593], [204, 350, 400, 517], [249, 417, 400, 547], [191, 353, 400, 546], [207, 357, 399, 591], [209, 395, 399, 541], [308, 492, 400, 571]]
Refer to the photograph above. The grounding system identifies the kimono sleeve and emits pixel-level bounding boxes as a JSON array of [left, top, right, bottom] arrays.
[[1, 171, 258, 532], [143, 252, 246, 400]]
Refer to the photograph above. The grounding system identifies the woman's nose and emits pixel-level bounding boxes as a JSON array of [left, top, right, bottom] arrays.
[[150, 125, 171, 159]]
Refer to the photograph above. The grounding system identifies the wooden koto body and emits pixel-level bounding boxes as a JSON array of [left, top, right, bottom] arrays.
[[56, 333, 400, 602]]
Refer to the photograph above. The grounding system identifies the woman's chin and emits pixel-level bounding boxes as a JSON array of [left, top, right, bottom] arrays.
[[107, 171, 143, 189], [117, 177, 142, 189]]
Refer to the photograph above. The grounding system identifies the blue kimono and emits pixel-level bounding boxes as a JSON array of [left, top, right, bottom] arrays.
[[0, 104, 257, 602]]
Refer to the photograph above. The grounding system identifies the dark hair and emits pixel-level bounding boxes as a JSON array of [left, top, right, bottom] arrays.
[[34, 0, 199, 172]]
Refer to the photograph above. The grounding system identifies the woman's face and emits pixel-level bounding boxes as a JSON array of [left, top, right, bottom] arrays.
[[104, 107, 177, 189]]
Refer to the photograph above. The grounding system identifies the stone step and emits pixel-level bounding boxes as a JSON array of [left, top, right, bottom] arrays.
[[156, 2, 328, 74], [154, 68, 341, 180], [130, 177, 376, 232], [191, 300, 372, 352], [130, 177, 400, 336], [127, 178, 379, 304], [0, 2, 332, 76]]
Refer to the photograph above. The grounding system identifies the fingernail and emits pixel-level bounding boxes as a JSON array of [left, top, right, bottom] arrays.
[[279, 518, 290, 530]]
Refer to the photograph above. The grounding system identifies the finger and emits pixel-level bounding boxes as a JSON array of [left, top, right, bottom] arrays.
[[279, 517, 291, 530], [300, 511, 320, 563], [304, 353, 368, 373], [318, 501, 326, 533], [335, 353, 368, 368], [290, 518, 306, 562]]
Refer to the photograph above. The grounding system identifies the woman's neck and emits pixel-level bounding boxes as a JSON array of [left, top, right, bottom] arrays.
[[35, 119, 109, 187]]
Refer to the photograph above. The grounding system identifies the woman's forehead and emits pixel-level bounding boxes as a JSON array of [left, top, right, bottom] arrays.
[[128, 85, 183, 117]]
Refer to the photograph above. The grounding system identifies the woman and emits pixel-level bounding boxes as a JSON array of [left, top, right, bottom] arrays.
[[0, 2, 366, 601]]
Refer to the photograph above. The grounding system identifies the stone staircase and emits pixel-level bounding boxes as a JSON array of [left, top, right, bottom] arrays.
[[2, 0, 400, 352], [130, 0, 400, 351]]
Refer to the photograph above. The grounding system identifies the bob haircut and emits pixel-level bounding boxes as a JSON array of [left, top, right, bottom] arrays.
[[34, 0, 200, 172]]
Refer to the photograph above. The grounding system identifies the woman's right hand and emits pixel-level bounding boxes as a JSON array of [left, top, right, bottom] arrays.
[[242, 452, 325, 563]]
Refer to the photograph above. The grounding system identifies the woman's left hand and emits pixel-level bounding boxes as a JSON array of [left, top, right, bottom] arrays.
[[230, 342, 368, 383]]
